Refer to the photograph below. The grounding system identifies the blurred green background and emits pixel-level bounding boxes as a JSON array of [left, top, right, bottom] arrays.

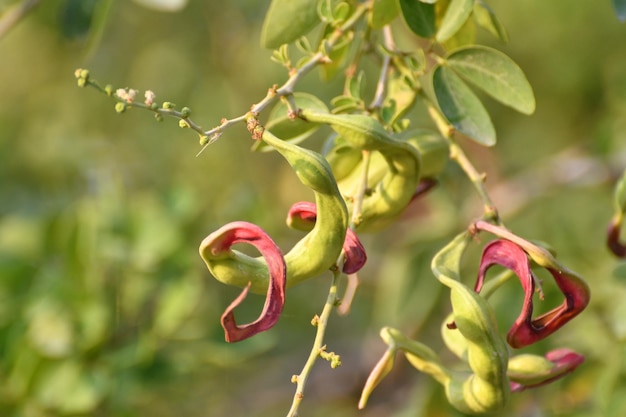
[[0, 0, 626, 416]]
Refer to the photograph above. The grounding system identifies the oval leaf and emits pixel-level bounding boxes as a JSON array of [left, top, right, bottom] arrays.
[[432, 65, 496, 146], [436, 0, 474, 43], [473, 0, 509, 42], [398, 0, 436, 38], [254, 93, 329, 152], [261, 0, 320, 49], [370, 0, 399, 29], [446, 46, 535, 114]]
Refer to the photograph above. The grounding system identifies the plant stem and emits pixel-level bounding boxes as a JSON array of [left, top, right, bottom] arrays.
[[200, 2, 369, 148], [427, 104, 500, 222], [369, 26, 393, 111], [286, 270, 340, 417]]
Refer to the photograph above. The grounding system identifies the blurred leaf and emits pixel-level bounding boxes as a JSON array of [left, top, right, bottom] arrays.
[[383, 73, 417, 126], [473, 0, 509, 42], [441, 15, 476, 53], [436, 0, 474, 43], [319, 29, 354, 81], [254, 92, 329, 152], [446, 46, 536, 114], [0, 215, 43, 259], [348, 70, 365, 100], [26, 298, 74, 358], [432, 65, 495, 146], [401, 129, 449, 178], [334, 1, 351, 23], [153, 273, 203, 338], [34, 360, 105, 414], [6, 346, 40, 399], [331, 95, 363, 113], [130, 195, 183, 271], [370, 0, 399, 29], [398, 0, 436, 38], [132, 0, 188, 12], [60, 0, 99, 38], [614, 0, 626, 22], [323, 135, 363, 181], [260, 0, 320, 48], [77, 299, 111, 351]]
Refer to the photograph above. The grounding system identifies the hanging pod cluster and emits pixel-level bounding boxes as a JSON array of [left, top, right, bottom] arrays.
[[360, 225, 590, 414], [302, 109, 448, 231], [199, 105, 447, 342]]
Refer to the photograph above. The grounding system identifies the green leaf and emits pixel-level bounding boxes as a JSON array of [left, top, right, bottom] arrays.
[[319, 30, 354, 81], [613, 0, 626, 22], [473, 0, 509, 42], [34, 360, 105, 414], [370, 0, 399, 29], [441, 12, 476, 51], [446, 46, 535, 114], [398, 0, 436, 38], [436, 0, 474, 43], [432, 65, 496, 146], [261, 0, 320, 49], [153, 274, 204, 338], [254, 93, 329, 152]]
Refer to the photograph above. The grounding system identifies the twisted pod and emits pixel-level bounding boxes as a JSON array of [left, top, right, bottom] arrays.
[[301, 110, 422, 231], [199, 128, 349, 295], [432, 233, 510, 414], [360, 233, 510, 414], [472, 221, 590, 348], [201, 222, 286, 342]]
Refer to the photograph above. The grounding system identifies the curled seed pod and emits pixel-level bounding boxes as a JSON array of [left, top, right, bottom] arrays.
[[302, 110, 421, 231], [286, 201, 367, 274], [433, 233, 510, 414], [359, 327, 452, 410], [199, 129, 349, 294], [472, 223, 590, 348], [508, 348, 585, 392], [200, 222, 286, 342]]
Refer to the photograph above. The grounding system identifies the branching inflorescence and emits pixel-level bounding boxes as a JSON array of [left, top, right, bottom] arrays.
[[75, 0, 594, 415]]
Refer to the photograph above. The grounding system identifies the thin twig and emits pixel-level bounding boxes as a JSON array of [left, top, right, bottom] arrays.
[[286, 270, 340, 417], [427, 103, 500, 222], [369, 26, 393, 110], [0, 0, 41, 39]]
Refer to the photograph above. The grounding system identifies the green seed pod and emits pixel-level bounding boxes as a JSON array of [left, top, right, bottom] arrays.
[[200, 129, 348, 294], [302, 110, 421, 231], [322, 134, 362, 180], [432, 233, 510, 414], [508, 349, 584, 391], [400, 129, 449, 178]]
